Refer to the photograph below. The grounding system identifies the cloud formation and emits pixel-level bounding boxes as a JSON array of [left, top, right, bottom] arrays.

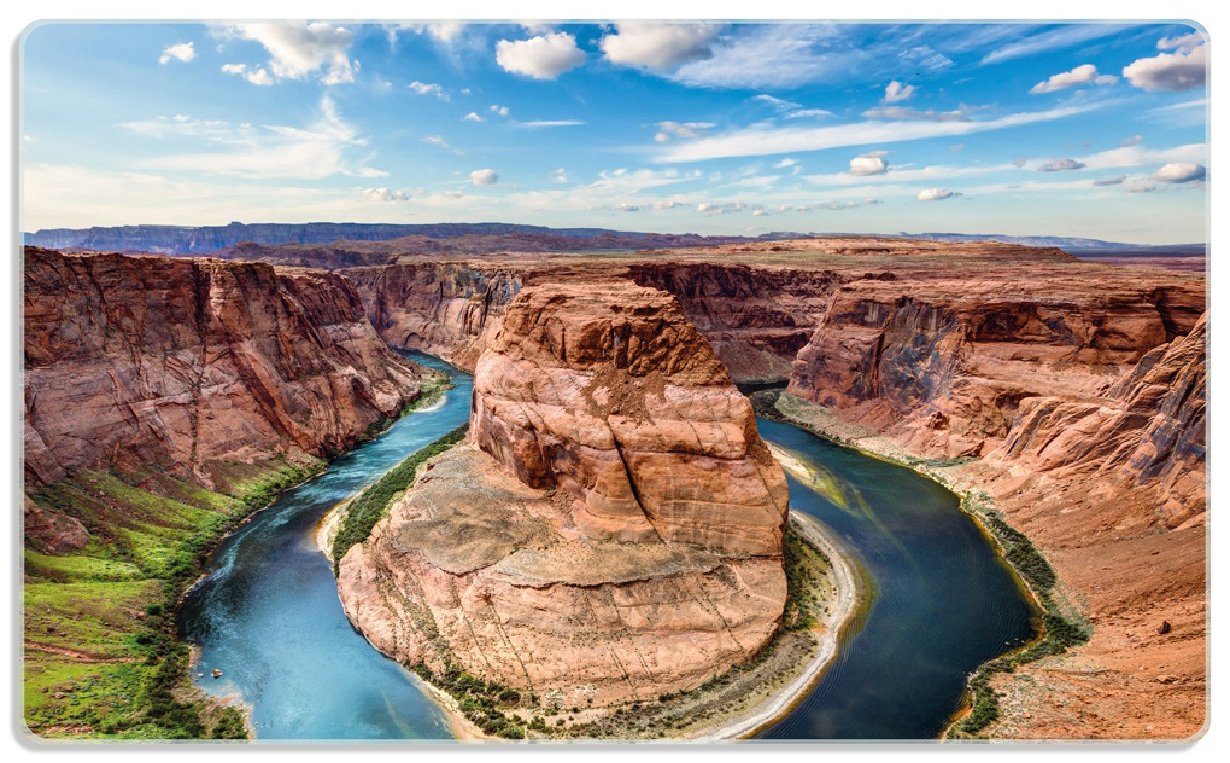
[[496, 32, 585, 80], [918, 187, 960, 201], [849, 155, 888, 176], [1153, 162, 1206, 183], [159, 42, 195, 65], [1037, 158, 1086, 172], [470, 168, 499, 186], [658, 105, 1092, 162], [408, 81, 449, 100], [600, 23, 720, 71], [883, 80, 915, 103], [218, 22, 356, 85], [654, 121, 716, 142], [1029, 64, 1117, 94], [360, 187, 412, 202], [862, 106, 968, 122], [1123, 34, 1207, 91]]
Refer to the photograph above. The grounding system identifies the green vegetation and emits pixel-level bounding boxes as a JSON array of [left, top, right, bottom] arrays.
[[331, 425, 468, 568], [358, 370, 453, 443], [783, 525, 830, 630], [951, 492, 1090, 737], [410, 663, 529, 739], [24, 458, 322, 739]]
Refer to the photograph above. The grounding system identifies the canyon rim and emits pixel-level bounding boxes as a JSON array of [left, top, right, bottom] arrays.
[[17, 17, 1209, 746]]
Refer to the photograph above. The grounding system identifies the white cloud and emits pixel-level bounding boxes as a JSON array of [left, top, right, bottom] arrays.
[[753, 94, 801, 112], [360, 187, 412, 202], [1076, 142, 1206, 171], [918, 187, 960, 201], [130, 95, 384, 180], [862, 105, 969, 122], [462, 112, 484, 122], [1125, 177, 1157, 193], [774, 158, 799, 169], [1123, 39, 1207, 91], [414, 23, 466, 45], [1037, 157, 1086, 172], [408, 81, 449, 101], [549, 168, 568, 183], [495, 32, 585, 80], [981, 25, 1129, 64], [1158, 31, 1207, 51], [422, 135, 453, 151], [849, 156, 888, 176], [217, 22, 356, 85], [785, 108, 833, 120], [657, 104, 1093, 163], [600, 23, 720, 71], [1153, 162, 1206, 183], [470, 168, 499, 186], [1092, 175, 1125, 186], [883, 80, 915, 103], [1029, 64, 1117, 94], [159, 42, 195, 65], [490, 104, 510, 117], [654, 121, 716, 142], [220, 63, 275, 86]]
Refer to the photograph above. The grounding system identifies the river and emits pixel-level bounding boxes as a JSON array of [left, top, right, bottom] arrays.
[[178, 354, 1035, 740]]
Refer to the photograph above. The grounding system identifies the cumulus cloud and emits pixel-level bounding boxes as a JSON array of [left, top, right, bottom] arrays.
[[549, 168, 568, 183], [862, 106, 969, 122], [218, 22, 357, 85], [1092, 175, 1125, 186], [495, 32, 585, 80], [470, 168, 499, 186], [1125, 177, 1156, 193], [159, 42, 195, 65], [1153, 162, 1206, 183], [1123, 36, 1207, 91], [918, 187, 960, 201], [849, 155, 889, 175], [1037, 158, 1086, 172], [774, 158, 799, 169], [654, 121, 716, 142], [408, 81, 449, 100], [599, 23, 719, 71], [360, 187, 412, 202], [1029, 64, 1117, 94], [490, 104, 510, 117], [220, 63, 275, 85], [462, 112, 483, 122], [883, 80, 915, 103]]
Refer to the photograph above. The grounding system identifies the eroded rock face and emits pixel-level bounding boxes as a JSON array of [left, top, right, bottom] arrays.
[[24, 248, 426, 488], [339, 282, 788, 706]]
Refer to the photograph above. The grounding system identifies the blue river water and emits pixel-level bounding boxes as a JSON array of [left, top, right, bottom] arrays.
[[178, 354, 1035, 740]]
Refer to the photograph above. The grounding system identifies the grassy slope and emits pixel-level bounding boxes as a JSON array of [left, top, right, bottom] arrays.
[[23, 459, 323, 739]]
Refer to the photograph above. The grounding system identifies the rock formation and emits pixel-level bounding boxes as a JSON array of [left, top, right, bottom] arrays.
[[338, 281, 789, 706], [23, 247, 428, 489]]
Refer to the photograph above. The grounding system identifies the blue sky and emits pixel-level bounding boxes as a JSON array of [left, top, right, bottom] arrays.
[[20, 21, 1208, 242]]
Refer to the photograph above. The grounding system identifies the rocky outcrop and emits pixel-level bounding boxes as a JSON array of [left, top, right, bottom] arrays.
[[24, 247, 427, 488], [339, 281, 789, 706]]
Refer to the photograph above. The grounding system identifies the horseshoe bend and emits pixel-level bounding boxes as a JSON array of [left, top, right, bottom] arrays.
[[23, 234, 1206, 741]]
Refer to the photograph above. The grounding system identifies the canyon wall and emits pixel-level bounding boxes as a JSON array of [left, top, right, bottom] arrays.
[[24, 248, 428, 489], [338, 281, 789, 706]]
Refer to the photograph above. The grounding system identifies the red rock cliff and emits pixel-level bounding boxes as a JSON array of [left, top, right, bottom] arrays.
[[24, 248, 427, 488]]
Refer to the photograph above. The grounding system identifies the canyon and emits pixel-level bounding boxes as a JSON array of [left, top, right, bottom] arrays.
[[23, 233, 1207, 739], [337, 281, 790, 708]]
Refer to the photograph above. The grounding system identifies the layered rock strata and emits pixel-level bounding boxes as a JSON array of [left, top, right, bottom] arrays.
[[24, 247, 427, 489], [339, 281, 789, 706]]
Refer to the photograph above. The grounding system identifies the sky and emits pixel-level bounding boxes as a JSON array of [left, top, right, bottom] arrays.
[[19, 21, 1209, 243]]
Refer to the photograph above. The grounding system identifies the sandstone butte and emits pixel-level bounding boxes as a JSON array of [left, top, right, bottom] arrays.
[[23, 247, 430, 551], [338, 281, 790, 708]]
